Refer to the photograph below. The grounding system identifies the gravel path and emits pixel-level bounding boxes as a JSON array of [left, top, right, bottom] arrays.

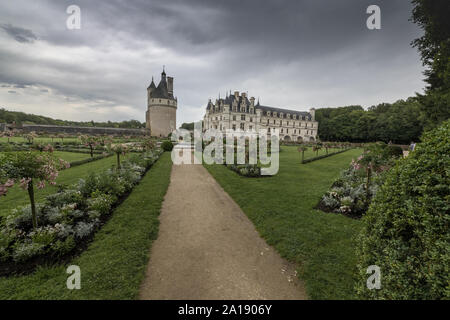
[[139, 163, 307, 300]]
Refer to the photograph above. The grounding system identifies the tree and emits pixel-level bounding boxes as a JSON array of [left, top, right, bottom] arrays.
[[298, 145, 308, 162], [80, 135, 99, 158], [24, 131, 37, 144], [411, 0, 450, 128], [110, 144, 128, 169], [140, 137, 155, 152], [0, 151, 70, 229]]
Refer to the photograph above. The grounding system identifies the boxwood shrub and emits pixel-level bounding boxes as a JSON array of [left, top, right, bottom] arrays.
[[356, 120, 450, 299]]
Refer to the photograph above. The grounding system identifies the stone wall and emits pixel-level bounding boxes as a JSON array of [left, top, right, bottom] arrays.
[[17, 124, 147, 136], [148, 105, 177, 137]]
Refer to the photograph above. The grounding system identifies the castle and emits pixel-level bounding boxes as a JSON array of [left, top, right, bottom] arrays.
[[203, 91, 318, 142], [146, 68, 177, 137]]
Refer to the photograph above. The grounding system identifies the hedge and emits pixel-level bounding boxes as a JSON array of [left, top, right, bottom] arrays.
[[302, 148, 351, 164], [356, 120, 450, 299]]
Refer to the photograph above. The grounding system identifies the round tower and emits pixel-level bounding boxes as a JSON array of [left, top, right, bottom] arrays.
[[146, 68, 177, 137]]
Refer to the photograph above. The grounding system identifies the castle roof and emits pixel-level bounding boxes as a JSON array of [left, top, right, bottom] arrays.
[[148, 68, 175, 100], [206, 92, 312, 119], [256, 105, 311, 119], [147, 78, 156, 90]]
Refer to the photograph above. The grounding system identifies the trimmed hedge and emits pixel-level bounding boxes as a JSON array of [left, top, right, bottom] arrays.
[[356, 120, 450, 299], [302, 148, 351, 164], [161, 140, 174, 152], [69, 154, 111, 168]]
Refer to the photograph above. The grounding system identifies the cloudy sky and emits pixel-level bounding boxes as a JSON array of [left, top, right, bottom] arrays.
[[0, 0, 425, 126]]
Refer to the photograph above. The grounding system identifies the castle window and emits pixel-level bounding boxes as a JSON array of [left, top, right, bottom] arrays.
[[241, 115, 245, 121], [159, 99, 161, 102], [268, 128, 271, 133], [273, 120, 276, 124], [287, 128, 289, 133], [281, 128, 283, 133], [232, 124, 236, 130], [249, 125, 253, 130], [233, 115, 236, 121], [267, 119, 269, 124], [240, 123, 245, 130], [287, 121, 289, 126], [250, 117, 253, 122]]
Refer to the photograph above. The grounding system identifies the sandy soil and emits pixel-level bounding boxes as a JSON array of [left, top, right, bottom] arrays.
[[139, 163, 307, 300]]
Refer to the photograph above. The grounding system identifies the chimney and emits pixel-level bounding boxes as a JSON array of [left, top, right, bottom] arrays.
[[309, 108, 316, 121], [234, 91, 239, 99], [250, 97, 255, 107], [167, 76, 174, 96], [241, 92, 246, 99]]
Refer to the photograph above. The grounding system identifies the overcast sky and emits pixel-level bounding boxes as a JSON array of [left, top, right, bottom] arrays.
[[0, 0, 425, 126]]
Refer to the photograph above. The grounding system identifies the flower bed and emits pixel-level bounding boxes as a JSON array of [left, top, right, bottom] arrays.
[[0, 149, 163, 276], [225, 163, 262, 177], [301, 148, 351, 164], [316, 142, 402, 218]]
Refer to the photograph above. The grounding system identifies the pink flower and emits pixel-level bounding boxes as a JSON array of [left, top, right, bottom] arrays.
[[43, 144, 54, 153], [19, 178, 31, 190], [4, 179, 14, 188], [37, 180, 45, 189]]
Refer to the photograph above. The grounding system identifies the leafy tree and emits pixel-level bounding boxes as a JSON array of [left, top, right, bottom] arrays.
[[80, 135, 99, 158], [411, 0, 450, 128], [109, 144, 128, 169], [298, 145, 308, 162]]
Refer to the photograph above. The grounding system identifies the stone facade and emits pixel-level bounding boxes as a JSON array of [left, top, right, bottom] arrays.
[[203, 91, 318, 142], [146, 68, 177, 137]]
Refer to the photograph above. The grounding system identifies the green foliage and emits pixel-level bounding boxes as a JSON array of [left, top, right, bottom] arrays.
[[180, 122, 195, 130], [0, 149, 163, 271], [0, 108, 145, 128], [0, 152, 172, 299], [161, 140, 173, 151], [411, 0, 450, 129], [356, 120, 450, 299], [315, 99, 424, 143], [383, 145, 404, 158]]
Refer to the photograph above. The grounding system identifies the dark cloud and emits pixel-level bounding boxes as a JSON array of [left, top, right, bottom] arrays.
[[0, 0, 425, 124], [0, 23, 38, 43]]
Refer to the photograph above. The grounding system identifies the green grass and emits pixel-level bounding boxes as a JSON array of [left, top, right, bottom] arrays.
[[0, 154, 121, 217], [52, 151, 92, 163], [0, 152, 172, 299], [205, 146, 363, 299]]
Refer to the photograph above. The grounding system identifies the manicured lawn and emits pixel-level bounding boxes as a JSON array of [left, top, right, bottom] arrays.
[[0, 154, 119, 217], [52, 151, 91, 163], [0, 152, 172, 299], [205, 146, 363, 299]]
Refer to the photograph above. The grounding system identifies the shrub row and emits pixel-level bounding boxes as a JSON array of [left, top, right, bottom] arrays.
[[0, 149, 163, 276], [68, 153, 112, 168], [302, 148, 351, 164]]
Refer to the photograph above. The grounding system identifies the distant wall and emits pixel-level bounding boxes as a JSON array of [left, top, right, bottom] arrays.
[[18, 124, 148, 136], [0, 123, 5, 132]]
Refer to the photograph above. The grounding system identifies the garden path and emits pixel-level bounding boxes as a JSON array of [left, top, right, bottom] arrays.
[[139, 163, 307, 299]]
